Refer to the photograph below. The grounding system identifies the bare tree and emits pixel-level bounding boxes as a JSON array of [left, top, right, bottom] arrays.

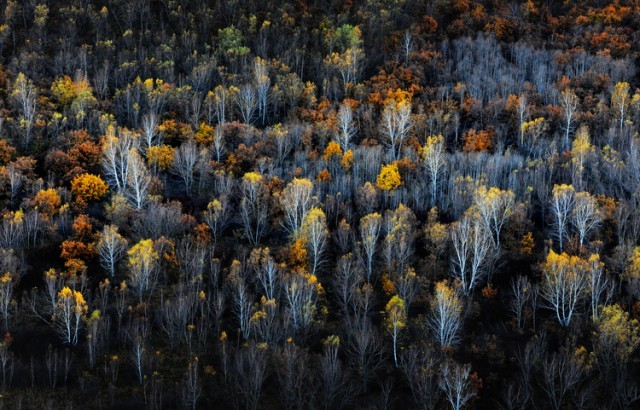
[[550, 184, 575, 253], [236, 84, 258, 125], [126, 317, 150, 384], [0, 273, 15, 332], [587, 254, 612, 322], [516, 94, 529, 147], [280, 178, 314, 236], [125, 150, 151, 209], [181, 356, 201, 410], [319, 335, 348, 409], [381, 100, 412, 160], [510, 276, 530, 332], [102, 128, 139, 193], [3, 164, 22, 207], [240, 172, 269, 246], [571, 191, 601, 249], [172, 140, 200, 195], [333, 253, 363, 316], [359, 213, 382, 283], [283, 270, 320, 338], [540, 348, 585, 410], [345, 316, 385, 392], [401, 30, 413, 64], [450, 212, 492, 296], [276, 341, 311, 409], [422, 134, 447, 207], [98, 225, 128, 277], [559, 88, 578, 150], [227, 266, 253, 340], [10, 73, 37, 147], [400, 346, 441, 410], [140, 112, 160, 153], [254, 57, 270, 124], [439, 361, 477, 410], [233, 342, 268, 410], [212, 126, 225, 162], [249, 247, 281, 301], [336, 102, 357, 149]]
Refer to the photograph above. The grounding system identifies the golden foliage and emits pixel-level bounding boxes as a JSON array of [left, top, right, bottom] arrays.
[[323, 141, 343, 161], [595, 304, 640, 361], [147, 145, 175, 171], [341, 149, 354, 171], [288, 237, 308, 270], [520, 232, 535, 255], [384, 295, 407, 329], [32, 188, 61, 216], [71, 173, 108, 202], [376, 163, 402, 192]]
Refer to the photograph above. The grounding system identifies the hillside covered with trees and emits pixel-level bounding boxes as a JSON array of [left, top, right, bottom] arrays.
[[0, 0, 639, 408]]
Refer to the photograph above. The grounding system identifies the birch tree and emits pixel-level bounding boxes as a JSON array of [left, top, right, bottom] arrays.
[[381, 99, 412, 160], [240, 172, 269, 246], [421, 134, 447, 206], [384, 295, 406, 367], [360, 212, 382, 283], [336, 101, 357, 149], [611, 82, 630, 132], [125, 150, 151, 209], [428, 281, 463, 347], [98, 225, 128, 277], [550, 184, 575, 253], [302, 208, 328, 276], [571, 191, 601, 249], [102, 128, 139, 193], [54, 287, 88, 345], [473, 186, 515, 251], [439, 361, 477, 410], [11, 73, 37, 147], [127, 239, 159, 302], [450, 212, 492, 296], [172, 140, 200, 195], [559, 88, 578, 150], [280, 178, 314, 236], [541, 250, 588, 327]]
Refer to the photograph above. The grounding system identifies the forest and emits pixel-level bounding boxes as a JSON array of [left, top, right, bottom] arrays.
[[0, 0, 638, 408]]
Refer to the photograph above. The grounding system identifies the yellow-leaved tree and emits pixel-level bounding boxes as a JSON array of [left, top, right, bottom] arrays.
[[541, 250, 588, 326], [594, 304, 640, 369], [377, 163, 402, 192], [302, 207, 328, 276], [624, 247, 640, 300], [147, 144, 175, 172], [127, 239, 159, 302], [428, 280, 463, 347], [384, 295, 406, 367], [71, 173, 108, 204], [32, 188, 62, 217], [54, 286, 88, 345]]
